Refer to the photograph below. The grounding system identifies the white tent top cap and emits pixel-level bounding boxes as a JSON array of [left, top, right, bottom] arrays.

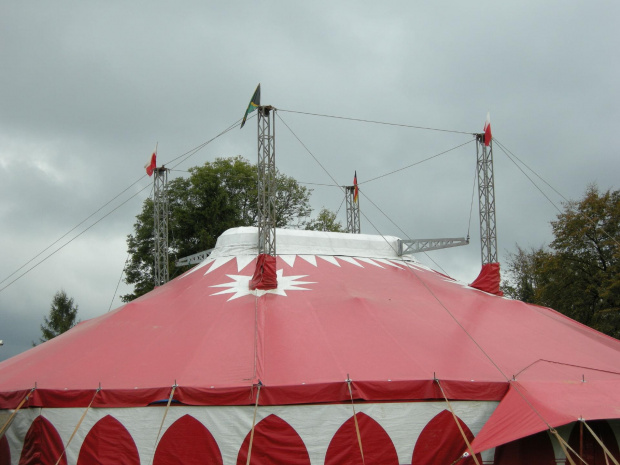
[[210, 227, 412, 261]]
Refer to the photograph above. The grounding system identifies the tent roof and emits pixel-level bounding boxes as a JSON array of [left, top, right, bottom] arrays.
[[2, 227, 620, 446]]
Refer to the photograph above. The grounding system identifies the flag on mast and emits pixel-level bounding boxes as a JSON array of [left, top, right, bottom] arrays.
[[353, 171, 359, 203], [240, 84, 261, 129], [484, 112, 492, 146], [145, 149, 157, 176]]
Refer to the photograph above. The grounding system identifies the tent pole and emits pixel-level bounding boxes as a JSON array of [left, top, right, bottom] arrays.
[[435, 378, 481, 465], [246, 381, 262, 465], [0, 386, 35, 439], [580, 421, 583, 460], [346, 376, 365, 465], [581, 420, 620, 465]]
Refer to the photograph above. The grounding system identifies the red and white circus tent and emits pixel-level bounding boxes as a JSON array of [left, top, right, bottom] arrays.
[[2, 227, 620, 465]]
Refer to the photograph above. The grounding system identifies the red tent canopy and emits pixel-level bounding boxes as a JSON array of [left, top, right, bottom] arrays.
[[2, 228, 620, 452]]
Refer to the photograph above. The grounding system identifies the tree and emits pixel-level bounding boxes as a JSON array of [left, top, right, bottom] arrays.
[[123, 156, 339, 302], [501, 245, 550, 304], [37, 290, 79, 344], [305, 207, 345, 232], [502, 185, 620, 338]]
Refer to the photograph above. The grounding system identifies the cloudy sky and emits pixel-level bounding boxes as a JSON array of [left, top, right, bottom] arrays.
[[1, 1, 619, 361]]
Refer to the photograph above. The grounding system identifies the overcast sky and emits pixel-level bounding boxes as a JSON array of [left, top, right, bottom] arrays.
[[1, 1, 619, 361]]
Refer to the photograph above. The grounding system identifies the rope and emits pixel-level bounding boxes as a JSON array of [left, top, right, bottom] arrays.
[[494, 138, 569, 204], [277, 108, 474, 135], [276, 113, 345, 196], [165, 116, 244, 168], [246, 382, 262, 465], [582, 420, 620, 465], [0, 115, 243, 294], [467, 160, 477, 240], [0, 175, 146, 288], [0, 182, 152, 294], [54, 386, 100, 465], [494, 138, 620, 250], [150, 382, 178, 464], [358, 190, 450, 276], [436, 379, 480, 465], [280, 110, 460, 276], [346, 376, 365, 465], [108, 253, 130, 312], [0, 387, 35, 439], [550, 428, 582, 465], [354, 202, 569, 458], [360, 139, 475, 185]]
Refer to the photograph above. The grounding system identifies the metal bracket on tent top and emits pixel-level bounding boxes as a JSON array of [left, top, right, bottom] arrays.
[[397, 237, 469, 256], [175, 249, 214, 267]]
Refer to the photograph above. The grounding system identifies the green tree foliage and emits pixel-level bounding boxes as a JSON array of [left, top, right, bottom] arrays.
[[503, 186, 620, 338], [304, 207, 345, 232], [37, 290, 79, 344], [123, 156, 339, 301]]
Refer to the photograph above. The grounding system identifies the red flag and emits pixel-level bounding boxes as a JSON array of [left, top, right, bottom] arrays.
[[483, 112, 492, 146], [353, 171, 359, 203], [145, 152, 156, 176]]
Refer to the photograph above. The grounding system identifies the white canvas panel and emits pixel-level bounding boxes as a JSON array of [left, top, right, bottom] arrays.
[[2, 400, 497, 465]]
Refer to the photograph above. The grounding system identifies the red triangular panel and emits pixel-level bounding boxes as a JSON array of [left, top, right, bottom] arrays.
[[236, 414, 310, 465], [411, 410, 481, 465], [325, 412, 398, 465], [77, 415, 139, 465], [18, 416, 66, 465], [154, 414, 222, 465]]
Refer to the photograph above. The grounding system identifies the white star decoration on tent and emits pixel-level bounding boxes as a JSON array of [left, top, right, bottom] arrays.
[[210, 269, 315, 301]]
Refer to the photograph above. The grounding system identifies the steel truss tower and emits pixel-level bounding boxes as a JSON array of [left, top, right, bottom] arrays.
[[476, 135, 498, 265], [257, 106, 277, 256], [153, 167, 169, 286], [345, 186, 361, 234]]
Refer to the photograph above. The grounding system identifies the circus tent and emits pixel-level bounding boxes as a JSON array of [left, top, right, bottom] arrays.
[[1, 227, 620, 464]]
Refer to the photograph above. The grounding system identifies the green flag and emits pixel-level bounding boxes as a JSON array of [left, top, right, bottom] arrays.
[[240, 84, 261, 129]]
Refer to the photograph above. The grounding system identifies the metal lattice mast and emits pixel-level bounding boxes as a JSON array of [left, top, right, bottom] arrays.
[[257, 106, 277, 256], [476, 135, 498, 265], [153, 167, 169, 286], [345, 186, 361, 234]]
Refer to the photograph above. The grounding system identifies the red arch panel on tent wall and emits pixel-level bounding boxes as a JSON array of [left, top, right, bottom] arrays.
[[236, 414, 310, 465], [18, 416, 67, 465], [411, 410, 481, 465], [567, 420, 620, 465], [493, 431, 556, 465], [77, 415, 139, 465], [154, 414, 223, 465], [0, 435, 10, 465], [324, 412, 399, 465]]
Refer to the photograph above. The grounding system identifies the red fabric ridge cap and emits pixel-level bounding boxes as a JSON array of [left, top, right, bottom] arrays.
[[470, 262, 504, 296], [249, 254, 277, 290]]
